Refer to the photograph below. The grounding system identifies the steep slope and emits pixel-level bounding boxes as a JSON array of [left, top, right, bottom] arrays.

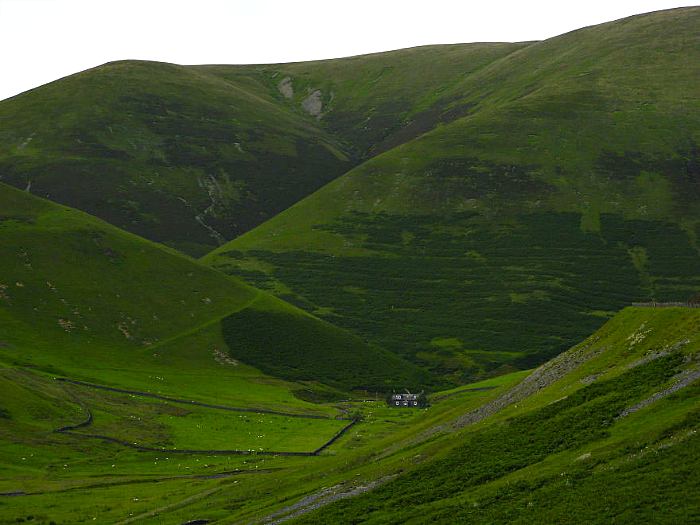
[[0, 182, 439, 392], [0, 60, 357, 256], [204, 7, 700, 381], [0, 43, 534, 258], [288, 306, 700, 523]]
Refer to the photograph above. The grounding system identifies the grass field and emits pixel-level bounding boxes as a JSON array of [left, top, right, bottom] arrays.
[[57, 381, 350, 453], [0, 369, 522, 523]]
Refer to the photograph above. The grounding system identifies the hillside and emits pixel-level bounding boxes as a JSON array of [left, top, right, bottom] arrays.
[[0, 43, 530, 259], [0, 182, 438, 393], [204, 7, 700, 382], [0, 184, 448, 523], [3, 306, 699, 523], [289, 306, 700, 523], [198, 41, 530, 157], [0, 60, 357, 257]]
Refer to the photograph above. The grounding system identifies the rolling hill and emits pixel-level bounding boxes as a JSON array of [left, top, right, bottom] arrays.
[[0, 41, 539, 259], [2, 13, 697, 383], [2, 7, 700, 523], [204, 7, 700, 382], [0, 182, 439, 394], [0, 60, 358, 257], [288, 305, 700, 524]]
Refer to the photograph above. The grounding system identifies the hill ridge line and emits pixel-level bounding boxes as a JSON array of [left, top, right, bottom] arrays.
[[143, 288, 264, 353]]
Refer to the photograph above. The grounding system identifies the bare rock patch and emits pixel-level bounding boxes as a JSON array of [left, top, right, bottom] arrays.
[[277, 77, 293, 99], [302, 89, 323, 118]]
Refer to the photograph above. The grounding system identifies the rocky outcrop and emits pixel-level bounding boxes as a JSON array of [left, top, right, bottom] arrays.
[[302, 89, 323, 118], [277, 77, 293, 99], [616, 366, 700, 420], [449, 340, 609, 430]]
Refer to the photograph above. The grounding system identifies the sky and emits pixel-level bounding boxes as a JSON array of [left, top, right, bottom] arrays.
[[0, 0, 693, 101]]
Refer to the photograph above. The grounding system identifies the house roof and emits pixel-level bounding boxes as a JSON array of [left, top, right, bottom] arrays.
[[392, 393, 418, 400]]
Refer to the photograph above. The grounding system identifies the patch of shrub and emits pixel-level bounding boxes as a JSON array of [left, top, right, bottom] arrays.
[[224, 211, 699, 382], [220, 308, 446, 392], [293, 353, 688, 523]]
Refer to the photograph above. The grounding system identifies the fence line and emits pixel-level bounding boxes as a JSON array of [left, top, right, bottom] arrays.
[[55, 378, 341, 420], [54, 379, 355, 457], [632, 302, 700, 308]]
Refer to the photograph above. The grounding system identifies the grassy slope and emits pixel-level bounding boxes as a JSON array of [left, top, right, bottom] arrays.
[[7, 306, 696, 523], [204, 7, 700, 381], [286, 306, 700, 524], [0, 184, 446, 522], [0, 308, 700, 523], [199, 41, 530, 157], [0, 60, 356, 256], [0, 182, 437, 395]]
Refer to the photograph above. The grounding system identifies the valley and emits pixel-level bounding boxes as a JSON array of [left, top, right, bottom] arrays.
[[1, 6, 700, 523], [2, 306, 699, 523]]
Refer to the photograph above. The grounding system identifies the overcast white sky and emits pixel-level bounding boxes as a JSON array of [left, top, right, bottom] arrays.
[[0, 0, 693, 101]]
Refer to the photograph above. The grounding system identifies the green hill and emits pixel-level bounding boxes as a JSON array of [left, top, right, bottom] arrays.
[[0, 185, 447, 524], [198, 41, 530, 157], [0, 43, 533, 258], [2, 7, 700, 522], [0, 182, 438, 393], [0, 60, 357, 257], [204, 7, 700, 382]]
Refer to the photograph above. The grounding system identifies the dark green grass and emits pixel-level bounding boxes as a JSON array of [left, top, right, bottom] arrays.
[[0, 60, 356, 255], [292, 350, 697, 523], [221, 305, 446, 392], [214, 211, 699, 381]]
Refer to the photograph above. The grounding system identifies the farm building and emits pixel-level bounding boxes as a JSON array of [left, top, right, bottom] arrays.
[[387, 392, 427, 408], [689, 292, 700, 306]]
